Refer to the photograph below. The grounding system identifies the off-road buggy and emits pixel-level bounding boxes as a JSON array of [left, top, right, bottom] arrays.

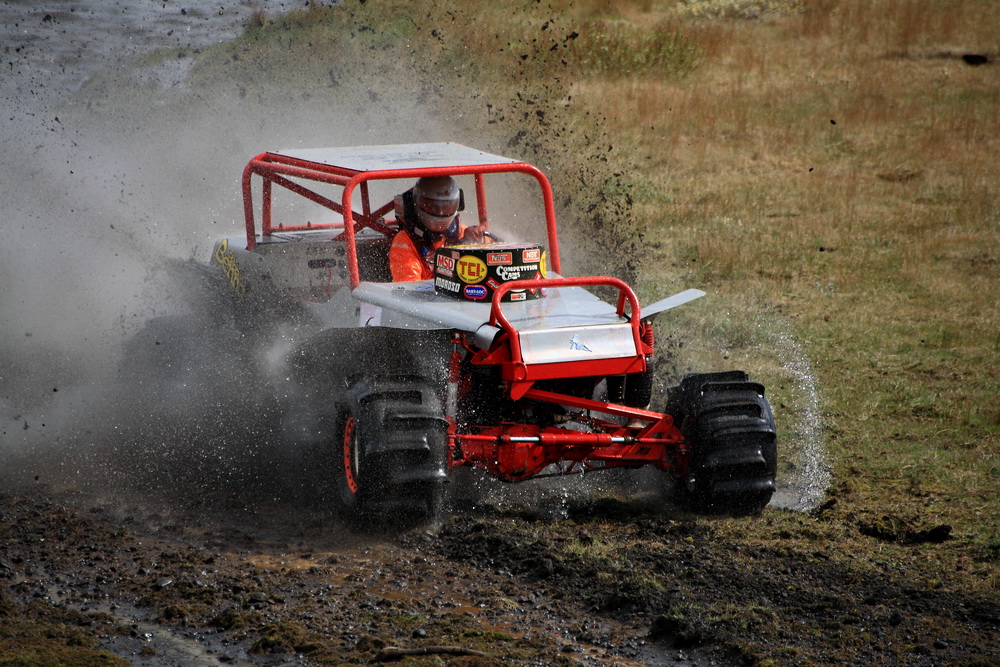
[[210, 142, 776, 524]]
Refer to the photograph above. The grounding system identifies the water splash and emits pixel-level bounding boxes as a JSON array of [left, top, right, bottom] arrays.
[[760, 316, 830, 511]]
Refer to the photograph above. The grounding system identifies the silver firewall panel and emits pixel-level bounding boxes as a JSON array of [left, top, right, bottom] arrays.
[[518, 323, 637, 365]]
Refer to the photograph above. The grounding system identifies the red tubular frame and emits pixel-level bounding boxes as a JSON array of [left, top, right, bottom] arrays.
[[489, 276, 644, 374], [451, 277, 688, 482], [242, 152, 562, 286], [452, 412, 687, 482], [472, 276, 651, 402]]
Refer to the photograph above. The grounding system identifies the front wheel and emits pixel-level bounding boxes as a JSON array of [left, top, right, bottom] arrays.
[[333, 412, 364, 513], [332, 378, 449, 529], [667, 371, 777, 515]]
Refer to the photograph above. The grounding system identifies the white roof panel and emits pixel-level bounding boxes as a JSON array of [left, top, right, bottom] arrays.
[[275, 142, 519, 173]]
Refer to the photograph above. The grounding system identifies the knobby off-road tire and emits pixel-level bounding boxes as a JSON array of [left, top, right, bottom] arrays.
[[668, 371, 777, 515], [332, 378, 449, 529]]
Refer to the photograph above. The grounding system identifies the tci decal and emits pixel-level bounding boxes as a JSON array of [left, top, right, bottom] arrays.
[[487, 252, 512, 266], [522, 248, 542, 262], [463, 284, 488, 300], [457, 255, 487, 284]]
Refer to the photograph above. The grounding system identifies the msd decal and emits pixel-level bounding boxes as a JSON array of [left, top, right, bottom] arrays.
[[436, 254, 455, 271], [487, 252, 513, 266], [463, 284, 488, 300]]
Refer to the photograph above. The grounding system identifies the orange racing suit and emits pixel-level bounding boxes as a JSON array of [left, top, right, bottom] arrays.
[[389, 224, 469, 282]]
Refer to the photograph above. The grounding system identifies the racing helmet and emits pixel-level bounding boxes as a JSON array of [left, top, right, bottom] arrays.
[[413, 176, 460, 233]]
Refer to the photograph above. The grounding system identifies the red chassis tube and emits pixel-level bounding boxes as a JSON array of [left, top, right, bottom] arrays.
[[474, 277, 652, 399], [451, 408, 688, 482], [451, 277, 689, 482], [449, 371, 690, 482]]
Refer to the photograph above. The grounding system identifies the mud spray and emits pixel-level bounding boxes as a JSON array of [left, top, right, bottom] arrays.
[[1, 2, 828, 523], [0, 0, 374, 512]]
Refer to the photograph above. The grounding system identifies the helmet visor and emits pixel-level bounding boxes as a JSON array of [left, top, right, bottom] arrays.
[[418, 196, 459, 219]]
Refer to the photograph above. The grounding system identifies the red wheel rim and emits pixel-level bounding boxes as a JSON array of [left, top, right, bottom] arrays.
[[342, 416, 359, 494]]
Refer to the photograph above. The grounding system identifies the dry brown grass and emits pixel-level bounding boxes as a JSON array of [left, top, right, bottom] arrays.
[[593, 1, 998, 547]]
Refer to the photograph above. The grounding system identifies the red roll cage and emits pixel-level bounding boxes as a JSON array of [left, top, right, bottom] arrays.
[[240, 144, 563, 288]]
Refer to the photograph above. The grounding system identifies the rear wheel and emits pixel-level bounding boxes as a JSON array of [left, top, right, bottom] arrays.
[[332, 378, 449, 529], [667, 371, 777, 515]]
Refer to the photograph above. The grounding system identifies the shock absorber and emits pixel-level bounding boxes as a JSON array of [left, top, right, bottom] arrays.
[[625, 320, 655, 409], [447, 333, 463, 419]]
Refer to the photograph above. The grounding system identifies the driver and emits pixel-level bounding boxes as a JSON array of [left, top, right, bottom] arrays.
[[389, 176, 488, 281]]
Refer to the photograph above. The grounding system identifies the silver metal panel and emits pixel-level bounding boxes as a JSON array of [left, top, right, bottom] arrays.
[[251, 236, 347, 302], [352, 275, 626, 335], [641, 288, 706, 320], [275, 143, 519, 173], [519, 323, 637, 364]]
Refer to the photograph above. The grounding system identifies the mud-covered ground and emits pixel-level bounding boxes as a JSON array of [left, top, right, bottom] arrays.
[[3, 481, 998, 666], [1, 3, 998, 666]]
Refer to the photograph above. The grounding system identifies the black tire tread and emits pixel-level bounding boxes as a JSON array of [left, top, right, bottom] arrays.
[[668, 371, 777, 515], [335, 377, 448, 528]]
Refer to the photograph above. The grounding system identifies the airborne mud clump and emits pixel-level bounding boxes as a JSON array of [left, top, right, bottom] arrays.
[[2, 2, 998, 665]]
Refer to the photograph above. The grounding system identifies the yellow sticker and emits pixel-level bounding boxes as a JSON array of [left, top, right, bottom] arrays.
[[214, 239, 246, 299], [456, 255, 487, 284]]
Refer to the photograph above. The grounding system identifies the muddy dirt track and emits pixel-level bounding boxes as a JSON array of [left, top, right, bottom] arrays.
[[1, 3, 998, 666], [3, 482, 999, 666]]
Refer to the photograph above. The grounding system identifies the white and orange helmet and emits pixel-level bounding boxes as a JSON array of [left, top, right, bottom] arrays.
[[413, 176, 460, 232]]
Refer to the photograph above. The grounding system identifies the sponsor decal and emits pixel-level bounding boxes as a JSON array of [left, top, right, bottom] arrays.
[[359, 302, 382, 327], [437, 267, 454, 278], [523, 248, 541, 262], [456, 255, 487, 284], [436, 254, 455, 271], [496, 263, 538, 281], [435, 276, 461, 293], [509, 291, 526, 301], [539, 251, 547, 277], [486, 277, 501, 291], [487, 252, 513, 266], [569, 334, 593, 352], [213, 239, 245, 299], [463, 284, 488, 300]]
